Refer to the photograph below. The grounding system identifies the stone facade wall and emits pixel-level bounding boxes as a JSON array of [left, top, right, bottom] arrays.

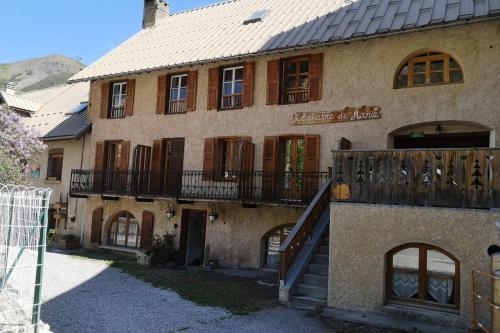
[[329, 203, 500, 328], [83, 196, 304, 269]]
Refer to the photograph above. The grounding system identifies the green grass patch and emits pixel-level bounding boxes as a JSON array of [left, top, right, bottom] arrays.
[[69, 249, 279, 315]]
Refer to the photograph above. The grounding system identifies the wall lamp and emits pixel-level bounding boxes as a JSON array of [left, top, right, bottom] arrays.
[[166, 202, 176, 220], [208, 204, 218, 224], [435, 125, 442, 135]]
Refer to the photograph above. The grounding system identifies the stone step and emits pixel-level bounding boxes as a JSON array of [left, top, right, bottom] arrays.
[[308, 263, 329, 276], [302, 273, 328, 287], [291, 295, 327, 308], [296, 283, 328, 299], [318, 245, 329, 255], [313, 254, 329, 265], [322, 237, 329, 246]]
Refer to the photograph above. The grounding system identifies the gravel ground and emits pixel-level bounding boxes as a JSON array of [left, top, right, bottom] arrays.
[[40, 251, 332, 333]]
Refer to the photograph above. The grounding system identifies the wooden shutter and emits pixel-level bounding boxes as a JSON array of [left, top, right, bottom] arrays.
[[151, 140, 163, 194], [202, 138, 216, 180], [165, 139, 185, 195], [100, 82, 110, 119], [242, 62, 255, 107], [125, 79, 136, 116], [119, 141, 130, 171], [157, 75, 168, 114], [140, 211, 154, 250], [187, 71, 198, 111], [308, 53, 323, 101], [90, 207, 103, 244], [262, 136, 278, 199], [207, 67, 220, 110], [238, 141, 255, 200], [95, 142, 105, 171], [304, 135, 321, 199], [267, 60, 281, 105]]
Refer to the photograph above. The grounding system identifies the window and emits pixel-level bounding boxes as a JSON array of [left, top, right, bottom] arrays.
[[263, 224, 294, 269], [108, 211, 141, 248], [169, 74, 188, 113], [219, 138, 241, 178], [110, 82, 127, 118], [395, 52, 463, 89], [47, 148, 64, 181], [221, 66, 244, 110], [386, 243, 459, 311], [282, 57, 309, 104]]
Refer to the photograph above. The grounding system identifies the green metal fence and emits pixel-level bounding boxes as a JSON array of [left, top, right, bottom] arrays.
[[0, 185, 51, 333]]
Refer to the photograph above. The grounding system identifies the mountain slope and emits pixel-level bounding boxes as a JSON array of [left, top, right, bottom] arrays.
[[0, 55, 85, 93]]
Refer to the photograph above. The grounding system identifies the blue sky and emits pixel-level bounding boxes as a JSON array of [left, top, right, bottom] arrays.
[[1, 1, 222, 65]]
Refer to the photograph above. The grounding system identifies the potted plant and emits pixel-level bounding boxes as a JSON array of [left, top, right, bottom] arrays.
[[58, 234, 81, 250]]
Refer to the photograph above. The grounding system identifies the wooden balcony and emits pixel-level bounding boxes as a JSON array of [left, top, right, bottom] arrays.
[[331, 148, 500, 209], [70, 170, 331, 206]]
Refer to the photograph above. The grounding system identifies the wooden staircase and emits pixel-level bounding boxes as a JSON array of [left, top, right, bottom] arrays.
[[292, 234, 329, 307]]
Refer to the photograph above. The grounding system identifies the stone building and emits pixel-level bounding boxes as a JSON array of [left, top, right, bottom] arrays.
[[68, 0, 500, 329]]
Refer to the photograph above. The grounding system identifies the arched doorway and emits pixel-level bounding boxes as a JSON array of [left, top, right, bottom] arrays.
[[390, 121, 491, 149], [107, 211, 141, 249]]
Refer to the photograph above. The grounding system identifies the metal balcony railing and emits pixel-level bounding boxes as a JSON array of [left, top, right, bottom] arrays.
[[331, 148, 500, 209], [70, 170, 331, 206], [108, 107, 125, 119], [221, 94, 243, 110], [168, 100, 187, 114]]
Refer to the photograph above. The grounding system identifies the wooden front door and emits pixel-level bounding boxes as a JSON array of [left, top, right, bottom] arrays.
[[179, 209, 207, 266], [162, 138, 185, 195], [280, 137, 305, 200]]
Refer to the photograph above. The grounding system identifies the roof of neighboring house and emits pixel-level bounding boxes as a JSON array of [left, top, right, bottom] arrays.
[[21, 81, 90, 138], [70, 0, 500, 82], [0, 91, 43, 113], [42, 107, 91, 141]]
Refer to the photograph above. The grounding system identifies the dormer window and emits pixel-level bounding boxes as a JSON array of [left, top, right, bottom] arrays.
[[110, 82, 127, 118]]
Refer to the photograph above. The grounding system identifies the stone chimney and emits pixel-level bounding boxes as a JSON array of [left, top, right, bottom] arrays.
[[5, 82, 17, 95], [143, 0, 169, 29]]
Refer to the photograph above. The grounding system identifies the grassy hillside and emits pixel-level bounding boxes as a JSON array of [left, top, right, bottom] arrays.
[[0, 55, 85, 93]]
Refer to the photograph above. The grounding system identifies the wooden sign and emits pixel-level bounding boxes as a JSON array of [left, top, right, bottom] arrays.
[[291, 106, 381, 126]]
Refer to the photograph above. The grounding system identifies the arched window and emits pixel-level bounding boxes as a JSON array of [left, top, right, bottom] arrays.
[[395, 52, 463, 89], [262, 224, 294, 269], [108, 212, 141, 249], [386, 243, 459, 311]]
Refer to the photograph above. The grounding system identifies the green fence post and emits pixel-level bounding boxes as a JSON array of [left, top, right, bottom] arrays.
[[1, 194, 14, 290], [32, 191, 49, 332]]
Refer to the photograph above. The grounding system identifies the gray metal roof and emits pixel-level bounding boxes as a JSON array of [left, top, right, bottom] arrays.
[[42, 108, 91, 140], [0, 91, 43, 113], [70, 0, 500, 82]]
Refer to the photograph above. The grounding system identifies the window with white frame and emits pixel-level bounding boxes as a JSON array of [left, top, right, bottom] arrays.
[[221, 66, 244, 109], [168, 74, 188, 113], [110, 82, 127, 118]]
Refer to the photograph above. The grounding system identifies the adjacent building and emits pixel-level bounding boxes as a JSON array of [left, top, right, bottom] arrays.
[[68, 0, 500, 329]]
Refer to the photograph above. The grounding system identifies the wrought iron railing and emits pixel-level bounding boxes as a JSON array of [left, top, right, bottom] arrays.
[[108, 107, 125, 119], [331, 148, 500, 209], [282, 90, 308, 104], [70, 170, 330, 206], [168, 100, 187, 114], [221, 94, 243, 110]]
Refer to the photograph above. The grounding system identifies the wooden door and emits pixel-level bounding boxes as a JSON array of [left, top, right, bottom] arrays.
[[162, 138, 185, 196], [280, 137, 306, 200], [238, 141, 255, 200], [179, 210, 207, 266]]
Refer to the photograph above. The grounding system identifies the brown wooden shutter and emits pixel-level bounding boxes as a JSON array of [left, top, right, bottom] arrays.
[[151, 140, 162, 194], [90, 207, 103, 244], [238, 141, 255, 200], [202, 138, 216, 180], [308, 53, 323, 101], [157, 75, 168, 114], [262, 136, 278, 199], [140, 211, 154, 250], [95, 142, 105, 171], [164, 139, 185, 195], [267, 60, 281, 105], [125, 79, 136, 116], [187, 70, 198, 111], [119, 141, 130, 171], [242, 62, 255, 107], [100, 82, 110, 119], [304, 135, 321, 199], [207, 67, 220, 110]]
